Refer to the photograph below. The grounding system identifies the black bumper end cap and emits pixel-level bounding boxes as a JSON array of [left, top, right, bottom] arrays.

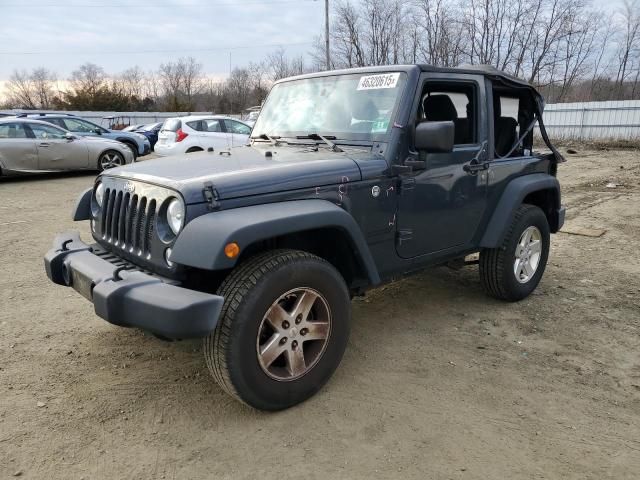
[[93, 272, 223, 339], [44, 231, 91, 285]]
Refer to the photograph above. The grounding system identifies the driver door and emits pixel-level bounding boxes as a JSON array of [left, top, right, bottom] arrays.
[[396, 74, 489, 258], [28, 122, 89, 170]]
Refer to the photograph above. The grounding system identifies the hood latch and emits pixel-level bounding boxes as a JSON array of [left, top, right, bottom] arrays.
[[202, 181, 221, 211]]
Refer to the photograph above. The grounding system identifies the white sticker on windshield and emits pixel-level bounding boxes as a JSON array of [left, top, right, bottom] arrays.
[[357, 73, 400, 90]]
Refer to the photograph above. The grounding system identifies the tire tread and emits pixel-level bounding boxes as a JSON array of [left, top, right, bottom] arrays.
[[479, 204, 540, 300], [204, 249, 330, 405]]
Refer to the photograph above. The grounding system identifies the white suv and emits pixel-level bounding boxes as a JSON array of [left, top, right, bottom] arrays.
[[155, 115, 252, 156]]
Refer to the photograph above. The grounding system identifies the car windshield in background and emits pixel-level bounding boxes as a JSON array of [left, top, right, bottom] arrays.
[[252, 72, 407, 142]]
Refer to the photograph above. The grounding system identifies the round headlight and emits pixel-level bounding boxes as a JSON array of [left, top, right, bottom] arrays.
[[95, 182, 105, 207], [167, 198, 184, 235]]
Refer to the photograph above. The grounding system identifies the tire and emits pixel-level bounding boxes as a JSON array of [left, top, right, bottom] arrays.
[[97, 150, 125, 172], [204, 249, 351, 410], [122, 142, 138, 160], [479, 204, 550, 301]]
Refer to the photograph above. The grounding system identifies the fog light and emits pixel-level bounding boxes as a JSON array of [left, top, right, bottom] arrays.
[[165, 247, 174, 266], [224, 242, 240, 259]]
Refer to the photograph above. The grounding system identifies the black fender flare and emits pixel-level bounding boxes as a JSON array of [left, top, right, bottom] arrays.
[[171, 199, 381, 285], [72, 187, 92, 221], [480, 173, 561, 248]]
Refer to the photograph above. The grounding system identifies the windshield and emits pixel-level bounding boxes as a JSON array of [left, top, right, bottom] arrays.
[[252, 72, 407, 142]]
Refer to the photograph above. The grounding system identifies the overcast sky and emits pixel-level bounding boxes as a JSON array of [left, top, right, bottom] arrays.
[[0, 0, 626, 83], [0, 0, 324, 81]]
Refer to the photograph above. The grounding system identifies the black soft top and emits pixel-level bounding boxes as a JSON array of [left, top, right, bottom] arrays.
[[278, 64, 563, 162], [284, 64, 540, 94]]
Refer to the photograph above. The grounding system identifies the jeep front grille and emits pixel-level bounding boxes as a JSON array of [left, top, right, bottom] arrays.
[[101, 188, 157, 257]]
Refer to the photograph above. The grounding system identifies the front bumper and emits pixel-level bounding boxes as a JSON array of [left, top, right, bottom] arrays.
[[44, 232, 223, 339]]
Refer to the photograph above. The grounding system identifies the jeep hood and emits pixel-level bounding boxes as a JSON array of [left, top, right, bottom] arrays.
[[105, 145, 366, 204]]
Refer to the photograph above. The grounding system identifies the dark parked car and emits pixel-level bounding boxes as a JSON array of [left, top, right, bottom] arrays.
[[134, 122, 163, 150], [45, 65, 564, 411]]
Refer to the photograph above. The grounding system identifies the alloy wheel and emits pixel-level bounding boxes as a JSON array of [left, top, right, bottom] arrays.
[[514, 225, 542, 283], [256, 288, 331, 381], [100, 152, 123, 170]]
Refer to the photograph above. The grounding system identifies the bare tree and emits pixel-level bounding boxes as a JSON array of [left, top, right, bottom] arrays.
[[118, 66, 145, 99], [158, 57, 203, 110], [266, 48, 309, 81], [69, 63, 106, 97], [5, 68, 57, 109], [330, 1, 366, 67], [181, 57, 203, 106], [414, 0, 463, 67], [614, 0, 640, 96]]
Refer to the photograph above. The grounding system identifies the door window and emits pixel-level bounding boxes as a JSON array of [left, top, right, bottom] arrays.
[[224, 120, 251, 135], [0, 123, 29, 138], [418, 84, 477, 145], [204, 119, 222, 132], [29, 123, 67, 140]]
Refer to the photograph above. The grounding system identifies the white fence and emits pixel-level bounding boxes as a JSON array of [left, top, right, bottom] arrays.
[[6, 100, 640, 141], [539, 100, 640, 141]]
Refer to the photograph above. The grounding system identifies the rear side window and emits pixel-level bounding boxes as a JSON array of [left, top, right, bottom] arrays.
[[186, 120, 205, 131], [62, 118, 98, 133], [47, 118, 67, 129], [162, 119, 182, 132], [0, 122, 29, 138]]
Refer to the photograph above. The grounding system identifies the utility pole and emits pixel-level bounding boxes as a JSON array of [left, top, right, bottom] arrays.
[[325, 0, 330, 70]]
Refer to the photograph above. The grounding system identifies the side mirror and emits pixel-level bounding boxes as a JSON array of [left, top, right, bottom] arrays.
[[94, 128, 102, 135], [415, 121, 454, 153], [65, 132, 76, 141]]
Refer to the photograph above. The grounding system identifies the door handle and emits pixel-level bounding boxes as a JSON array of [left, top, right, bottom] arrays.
[[463, 161, 489, 174], [39, 142, 50, 147]]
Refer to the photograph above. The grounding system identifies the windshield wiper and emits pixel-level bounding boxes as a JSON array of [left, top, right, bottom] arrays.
[[296, 133, 343, 152], [251, 133, 281, 145]]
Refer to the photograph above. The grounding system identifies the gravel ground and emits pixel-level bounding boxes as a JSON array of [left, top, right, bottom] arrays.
[[1, 149, 639, 479]]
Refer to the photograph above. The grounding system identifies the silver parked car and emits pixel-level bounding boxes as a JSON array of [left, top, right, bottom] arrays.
[[0, 118, 135, 176]]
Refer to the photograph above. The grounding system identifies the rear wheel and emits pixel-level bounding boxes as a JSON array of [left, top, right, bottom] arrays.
[[97, 150, 125, 171], [479, 204, 550, 301], [204, 249, 351, 410]]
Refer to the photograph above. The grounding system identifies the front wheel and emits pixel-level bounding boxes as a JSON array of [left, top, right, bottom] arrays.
[[479, 204, 550, 301], [204, 250, 351, 410]]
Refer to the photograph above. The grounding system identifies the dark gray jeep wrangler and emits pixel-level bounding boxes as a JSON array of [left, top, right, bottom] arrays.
[[45, 65, 565, 410]]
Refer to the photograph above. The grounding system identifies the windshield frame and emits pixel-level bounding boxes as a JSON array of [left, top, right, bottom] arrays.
[[251, 71, 408, 144]]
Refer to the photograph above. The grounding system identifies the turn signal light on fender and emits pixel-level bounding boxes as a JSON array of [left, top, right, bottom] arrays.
[[224, 242, 240, 258]]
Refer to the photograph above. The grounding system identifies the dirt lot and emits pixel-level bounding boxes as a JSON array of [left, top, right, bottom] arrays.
[[1, 149, 639, 480]]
